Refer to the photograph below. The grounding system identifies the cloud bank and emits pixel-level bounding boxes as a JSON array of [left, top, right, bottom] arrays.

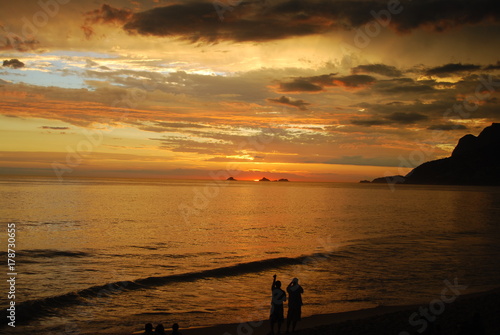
[[84, 0, 500, 43]]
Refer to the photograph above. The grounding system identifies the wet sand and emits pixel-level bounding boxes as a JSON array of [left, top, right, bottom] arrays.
[[123, 288, 500, 335]]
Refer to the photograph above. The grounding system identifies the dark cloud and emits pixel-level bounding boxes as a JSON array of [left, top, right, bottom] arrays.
[[3, 59, 24, 69], [83, 4, 134, 39], [278, 74, 375, 92], [386, 112, 428, 124], [84, 0, 500, 43], [311, 73, 338, 85], [484, 61, 500, 70], [88, 4, 133, 24], [425, 63, 482, 77], [376, 80, 435, 94], [350, 112, 428, 127], [427, 123, 468, 131], [350, 119, 391, 127], [336, 75, 376, 88], [324, 155, 403, 167], [81, 25, 94, 40], [87, 1, 330, 42], [357, 100, 453, 119], [267, 96, 310, 110], [418, 79, 457, 89], [0, 28, 39, 52], [389, 0, 500, 33], [85, 59, 99, 68], [352, 83, 500, 126], [278, 79, 323, 92], [40, 126, 70, 130], [139, 121, 211, 132], [352, 64, 403, 77]]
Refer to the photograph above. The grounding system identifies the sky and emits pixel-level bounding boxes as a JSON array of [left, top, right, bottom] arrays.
[[1, 0, 500, 182]]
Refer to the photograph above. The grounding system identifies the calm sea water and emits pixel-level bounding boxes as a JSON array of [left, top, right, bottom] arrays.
[[1, 177, 500, 334]]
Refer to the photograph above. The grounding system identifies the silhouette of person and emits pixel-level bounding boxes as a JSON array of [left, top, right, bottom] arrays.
[[171, 323, 182, 335], [155, 323, 166, 335], [270, 274, 286, 334], [144, 323, 155, 335], [286, 278, 304, 333]]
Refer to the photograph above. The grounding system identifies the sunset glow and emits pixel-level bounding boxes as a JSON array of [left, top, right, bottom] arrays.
[[1, 0, 500, 181]]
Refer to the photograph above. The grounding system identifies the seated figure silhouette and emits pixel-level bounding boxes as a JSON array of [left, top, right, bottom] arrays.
[[270, 274, 287, 334], [144, 323, 155, 335], [155, 323, 166, 335], [171, 323, 182, 335]]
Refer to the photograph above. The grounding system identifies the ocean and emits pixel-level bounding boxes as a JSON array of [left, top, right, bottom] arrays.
[[1, 177, 500, 334]]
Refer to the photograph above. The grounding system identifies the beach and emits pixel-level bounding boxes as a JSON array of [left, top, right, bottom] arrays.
[[121, 288, 500, 335]]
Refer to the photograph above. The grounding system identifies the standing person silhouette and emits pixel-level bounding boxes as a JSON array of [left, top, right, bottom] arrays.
[[286, 278, 304, 333], [270, 274, 286, 334]]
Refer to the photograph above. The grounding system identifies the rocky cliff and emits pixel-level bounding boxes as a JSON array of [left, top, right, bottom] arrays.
[[365, 123, 500, 186]]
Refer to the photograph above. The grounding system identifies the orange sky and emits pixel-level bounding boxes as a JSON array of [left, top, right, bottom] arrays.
[[1, 0, 500, 181]]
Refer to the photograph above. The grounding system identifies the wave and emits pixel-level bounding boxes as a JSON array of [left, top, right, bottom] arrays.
[[126, 249, 221, 258], [1, 249, 219, 259], [0, 249, 91, 258], [1, 252, 336, 325]]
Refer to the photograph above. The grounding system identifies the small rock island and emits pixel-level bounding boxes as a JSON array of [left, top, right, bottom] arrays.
[[257, 177, 290, 182]]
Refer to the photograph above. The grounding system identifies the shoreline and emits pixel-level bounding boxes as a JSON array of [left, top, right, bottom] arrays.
[[120, 287, 500, 335]]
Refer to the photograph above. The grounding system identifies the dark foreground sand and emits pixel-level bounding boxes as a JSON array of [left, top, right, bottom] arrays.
[[124, 288, 500, 335]]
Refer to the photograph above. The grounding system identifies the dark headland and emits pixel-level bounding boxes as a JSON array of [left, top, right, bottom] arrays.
[[364, 123, 500, 186]]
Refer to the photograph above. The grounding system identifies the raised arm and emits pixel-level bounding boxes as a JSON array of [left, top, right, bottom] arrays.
[[287, 278, 302, 293], [271, 274, 277, 290]]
